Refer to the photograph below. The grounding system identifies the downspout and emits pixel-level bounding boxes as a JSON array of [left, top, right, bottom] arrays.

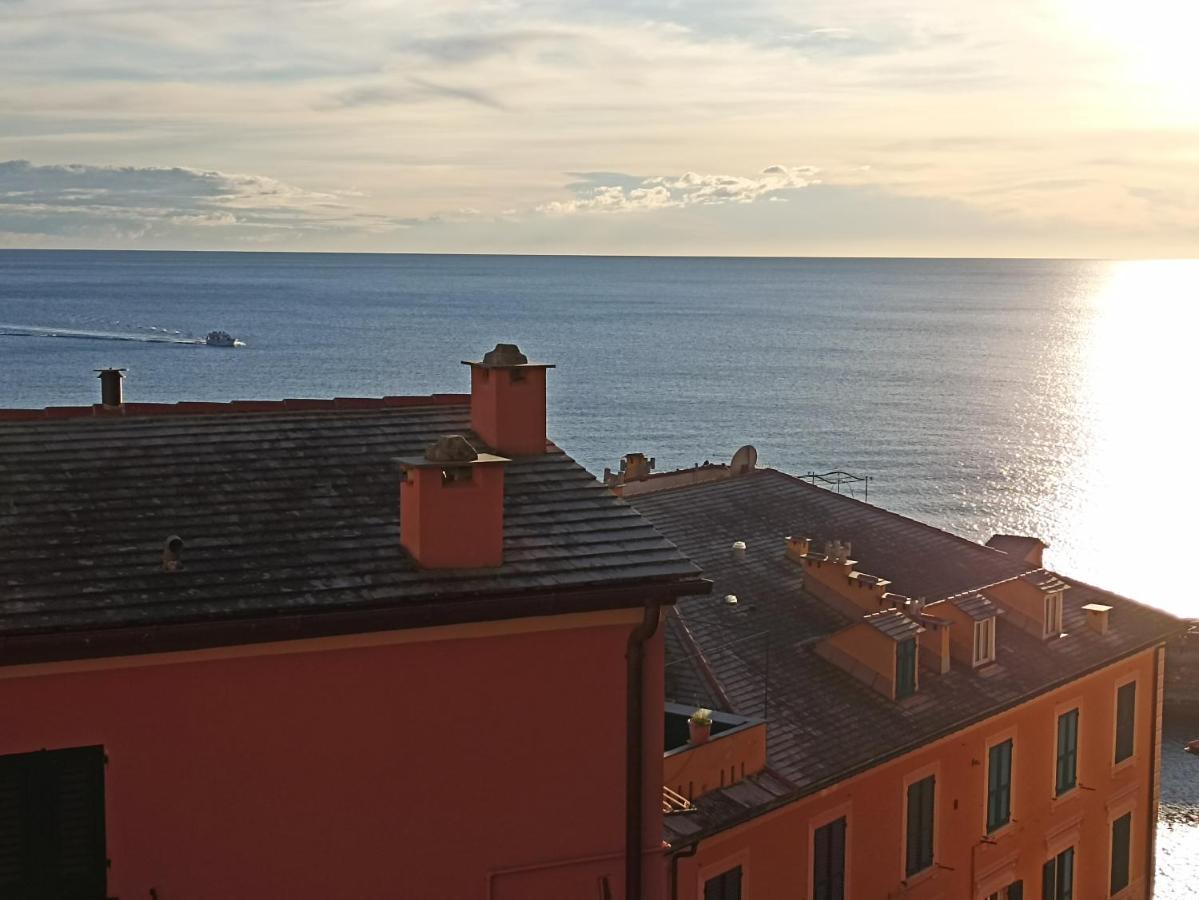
[[627, 602, 662, 900], [1146, 643, 1163, 896], [670, 841, 700, 900]]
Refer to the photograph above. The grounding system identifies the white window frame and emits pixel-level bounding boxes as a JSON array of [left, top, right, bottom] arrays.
[[973, 617, 996, 666], [1043, 592, 1063, 637]]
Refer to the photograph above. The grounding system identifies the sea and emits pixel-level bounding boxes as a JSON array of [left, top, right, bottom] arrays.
[[1, 250, 1196, 891]]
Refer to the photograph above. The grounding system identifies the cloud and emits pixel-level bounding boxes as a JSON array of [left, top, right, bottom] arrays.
[[0, 159, 394, 244], [538, 165, 819, 214], [324, 76, 505, 111]]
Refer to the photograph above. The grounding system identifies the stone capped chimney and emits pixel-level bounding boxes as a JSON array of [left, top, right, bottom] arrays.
[[96, 368, 126, 408], [462, 343, 555, 456], [396, 435, 508, 569]]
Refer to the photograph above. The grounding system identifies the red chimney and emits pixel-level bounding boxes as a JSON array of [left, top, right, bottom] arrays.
[[462, 343, 555, 456], [397, 435, 508, 569]]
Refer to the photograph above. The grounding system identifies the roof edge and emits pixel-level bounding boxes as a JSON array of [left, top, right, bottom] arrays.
[[0, 575, 712, 668], [0, 393, 470, 424]]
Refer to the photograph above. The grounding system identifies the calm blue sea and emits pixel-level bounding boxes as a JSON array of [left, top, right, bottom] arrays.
[[2, 249, 1197, 888]]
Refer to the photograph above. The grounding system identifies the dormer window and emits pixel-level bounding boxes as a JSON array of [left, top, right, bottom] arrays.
[[973, 616, 996, 666], [896, 637, 917, 699], [1044, 591, 1064, 637]]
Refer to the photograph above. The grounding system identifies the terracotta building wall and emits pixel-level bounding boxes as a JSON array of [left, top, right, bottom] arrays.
[[673, 647, 1162, 900], [0, 611, 662, 900]]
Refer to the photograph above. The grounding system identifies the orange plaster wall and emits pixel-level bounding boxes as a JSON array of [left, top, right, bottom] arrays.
[[0, 617, 661, 900], [469, 366, 548, 456], [828, 623, 896, 683], [673, 647, 1162, 900]]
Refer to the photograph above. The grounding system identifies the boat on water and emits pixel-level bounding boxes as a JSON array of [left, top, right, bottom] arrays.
[[204, 330, 245, 348], [1185, 739, 1199, 755]]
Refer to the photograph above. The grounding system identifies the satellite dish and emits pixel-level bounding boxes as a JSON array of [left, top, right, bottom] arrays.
[[730, 445, 758, 475]]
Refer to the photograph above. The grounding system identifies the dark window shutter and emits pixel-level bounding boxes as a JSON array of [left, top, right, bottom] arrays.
[[987, 740, 1013, 832], [1110, 813, 1131, 893], [703, 865, 742, 900], [1115, 683, 1136, 763], [0, 746, 106, 900], [896, 639, 917, 699], [1042, 859, 1055, 899], [905, 775, 934, 877], [1008, 879, 1023, 900], [1056, 710, 1078, 795], [813, 816, 846, 900]]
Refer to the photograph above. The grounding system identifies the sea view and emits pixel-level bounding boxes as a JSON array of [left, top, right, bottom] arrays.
[[2, 249, 1196, 892]]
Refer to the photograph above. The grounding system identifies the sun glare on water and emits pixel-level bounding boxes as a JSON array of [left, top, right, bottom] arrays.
[[1041, 260, 1199, 618]]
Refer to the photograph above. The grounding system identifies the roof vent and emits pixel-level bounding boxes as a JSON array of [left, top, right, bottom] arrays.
[[95, 368, 126, 408], [162, 535, 184, 572], [724, 594, 739, 605], [732, 540, 747, 559]]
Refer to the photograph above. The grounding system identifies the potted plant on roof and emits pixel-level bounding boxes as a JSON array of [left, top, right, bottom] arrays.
[[688, 708, 713, 745]]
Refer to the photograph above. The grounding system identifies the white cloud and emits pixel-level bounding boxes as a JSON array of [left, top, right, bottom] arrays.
[[538, 165, 818, 214]]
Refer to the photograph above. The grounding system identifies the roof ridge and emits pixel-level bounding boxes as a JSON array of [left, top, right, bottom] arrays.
[[0, 393, 470, 423], [760, 468, 1028, 567]]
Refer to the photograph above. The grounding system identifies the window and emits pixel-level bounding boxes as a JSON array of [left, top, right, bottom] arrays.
[[0, 745, 106, 900], [896, 638, 917, 699], [703, 865, 742, 900], [1115, 682, 1136, 764], [1044, 592, 1063, 637], [1110, 812, 1131, 894], [974, 617, 997, 666], [1055, 709, 1079, 796], [987, 739, 1013, 832], [1042, 847, 1074, 900], [905, 775, 935, 878], [813, 816, 846, 900], [987, 883, 1024, 900]]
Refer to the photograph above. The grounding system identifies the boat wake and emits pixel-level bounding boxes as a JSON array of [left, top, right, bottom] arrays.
[[0, 324, 204, 346]]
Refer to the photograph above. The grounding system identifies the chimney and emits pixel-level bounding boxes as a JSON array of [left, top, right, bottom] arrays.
[[1082, 603, 1112, 635], [462, 343, 555, 456], [397, 435, 508, 569], [96, 368, 126, 408], [784, 535, 812, 562]]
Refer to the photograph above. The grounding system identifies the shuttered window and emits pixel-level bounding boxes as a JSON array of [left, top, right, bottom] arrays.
[[905, 775, 935, 877], [0, 746, 106, 900], [896, 638, 917, 699], [1042, 847, 1074, 900], [703, 864, 742, 900], [1110, 812, 1131, 894], [987, 739, 1013, 833], [813, 816, 846, 900], [1115, 682, 1136, 764], [1055, 709, 1079, 796]]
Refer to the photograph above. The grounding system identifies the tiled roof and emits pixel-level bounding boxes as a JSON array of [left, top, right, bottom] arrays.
[[0, 398, 704, 663], [628, 469, 1184, 844], [947, 590, 1002, 621], [1021, 571, 1070, 593], [862, 609, 922, 640]]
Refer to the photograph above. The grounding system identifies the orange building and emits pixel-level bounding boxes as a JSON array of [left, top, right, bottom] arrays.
[[623, 457, 1182, 900], [0, 346, 706, 900]]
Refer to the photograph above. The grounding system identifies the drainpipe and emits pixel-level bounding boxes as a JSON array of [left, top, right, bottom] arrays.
[[670, 842, 700, 900], [627, 602, 662, 900], [1146, 643, 1163, 897]]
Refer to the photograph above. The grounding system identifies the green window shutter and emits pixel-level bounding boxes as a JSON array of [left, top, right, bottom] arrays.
[[1056, 710, 1078, 795], [987, 740, 1013, 832], [896, 639, 917, 699], [905, 775, 935, 877], [813, 816, 846, 900], [1110, 813, 1131, 893], [704, 865, 742, 900], [1115, 683, 1136, 763]]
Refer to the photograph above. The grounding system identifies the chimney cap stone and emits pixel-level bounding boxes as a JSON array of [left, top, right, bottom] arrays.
[[395, 434, 509, 471], [462, 342, 556, 369]]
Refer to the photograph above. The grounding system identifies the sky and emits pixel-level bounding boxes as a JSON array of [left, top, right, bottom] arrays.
[[1, 0, 1197, 257]]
